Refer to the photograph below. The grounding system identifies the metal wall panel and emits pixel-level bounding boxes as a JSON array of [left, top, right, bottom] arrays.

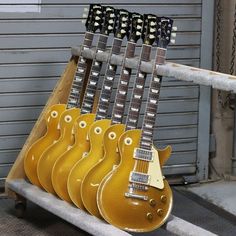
[[0, 0, 211, 181]]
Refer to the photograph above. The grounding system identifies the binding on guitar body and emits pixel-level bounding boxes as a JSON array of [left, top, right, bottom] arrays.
[[97, 16, 175, 232], [24, 4, 102, 189]]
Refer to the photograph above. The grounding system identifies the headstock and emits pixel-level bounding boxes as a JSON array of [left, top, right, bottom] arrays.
[[142, 14, 157, 46], [156, 17, 175, 48], [114, 9, 130, 39], [128, 13, 144, 43], [100, 6, 116, 35], [84, 4, 103, 33]]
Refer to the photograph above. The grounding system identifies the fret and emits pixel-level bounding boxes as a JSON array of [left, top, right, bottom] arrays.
[[95, 38, 123, 120], [139, 56, 163, 150], [80, 35, 108, 114], [67, 31, 95, 109]]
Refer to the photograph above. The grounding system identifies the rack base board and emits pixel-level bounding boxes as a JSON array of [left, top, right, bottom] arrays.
[[6, 179, 216, 236]]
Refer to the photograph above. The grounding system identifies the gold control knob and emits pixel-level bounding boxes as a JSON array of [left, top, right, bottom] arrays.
[[146, 213, 153, 220], [157, 209, 163, 216], [161, 195, 167, 203], [149, 199, 156, 207]]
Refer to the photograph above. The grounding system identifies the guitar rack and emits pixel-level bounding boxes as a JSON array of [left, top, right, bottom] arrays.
[[5, 46, 235, 236]]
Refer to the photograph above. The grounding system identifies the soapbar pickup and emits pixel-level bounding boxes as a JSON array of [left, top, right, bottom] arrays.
[[129, 171, 150, 185], [134, 148, 154, 162]]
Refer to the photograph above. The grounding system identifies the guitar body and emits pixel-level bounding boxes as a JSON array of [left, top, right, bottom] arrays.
[[51, 113, 96, 202], [97, 129, 173, 232], [67, 119, 111, 209], [24, 104, 67, 188], [81, 123, 125, 218], [37, 108, 80, 193]]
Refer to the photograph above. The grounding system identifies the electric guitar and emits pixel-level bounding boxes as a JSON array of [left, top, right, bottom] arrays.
[[67, 9, 131, 209], [50, 6, 118, 200], [80, 13, 144, 218], [97, 16, 174, 232], [24, 4, 102, 188], [36, 6, 116, 194]]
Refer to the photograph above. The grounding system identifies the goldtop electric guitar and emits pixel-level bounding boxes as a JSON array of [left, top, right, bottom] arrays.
[[50, 6, 117, 201], [67, 9, 131, 209], [23, 4, 102, 188], [97, 16, 174, 232], [36, 6, 116, 194], [80, 13, 144, 218]]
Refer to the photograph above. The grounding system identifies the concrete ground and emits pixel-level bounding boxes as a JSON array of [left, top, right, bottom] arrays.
[[187, 180, 236, 217], [1, 185, 236, 236]]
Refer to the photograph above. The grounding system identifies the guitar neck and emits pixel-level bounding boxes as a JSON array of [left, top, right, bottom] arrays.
[[111, 41, 136, 125], [95, 38, 123, 120], [125, 44, 152, 130], [67, 32, 94, 109], [80, 34, 108, 114], [139, 47, 166, 150]]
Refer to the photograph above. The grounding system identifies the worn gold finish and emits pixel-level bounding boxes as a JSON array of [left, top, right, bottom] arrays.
[[80, 124, 125, 218], [37, 108, 81, 193], [24, 104, 67, 188], [97, 129, 173, 232], [51, 113, 96, 202], [67, 119, 111, 209]]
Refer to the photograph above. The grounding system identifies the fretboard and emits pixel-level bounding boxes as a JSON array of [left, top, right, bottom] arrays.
[[125, 44, 152, 130], [95, 38, 123, 120], [139, 47, 166, 150], [80, 34, 108, 114], [111, 41, 136, 125], [67, 32, 94, 109]]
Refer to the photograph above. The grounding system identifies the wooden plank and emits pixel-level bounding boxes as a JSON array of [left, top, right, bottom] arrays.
[[6, 57, 78, 185]]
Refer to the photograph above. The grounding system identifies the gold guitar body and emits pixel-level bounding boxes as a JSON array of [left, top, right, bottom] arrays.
[[24, 104, 67, 188], [81, 123, 125, 218], [67, 118, 111, 209], [37, 108, 81, 193], [51, 113, 96, 202], [97, 129, 173, 232]]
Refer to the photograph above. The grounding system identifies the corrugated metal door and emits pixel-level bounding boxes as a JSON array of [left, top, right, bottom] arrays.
[[0, 0, 213, 183]]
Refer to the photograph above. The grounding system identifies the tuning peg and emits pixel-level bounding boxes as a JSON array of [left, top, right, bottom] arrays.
[[171, 39, 176, 44], [83, 8, 89, 12], [172, 26, 178, 31], [137, 19, 143, 23], [171, 32, 177, 38], [150, 22, 156, 26], [136, 32, 142, 36], [82, 13, 87, 18], [137, 25, 142, 29]]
